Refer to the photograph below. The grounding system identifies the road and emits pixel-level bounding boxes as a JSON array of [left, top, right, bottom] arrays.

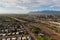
[[10, 17, 60, 40], [30, 23, 60, 40], [10, 17, 37, 40], [22, 24, 37, 40]]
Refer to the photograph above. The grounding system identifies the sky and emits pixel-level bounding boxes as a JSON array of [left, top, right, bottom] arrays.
[[0, 0, 60, 13]]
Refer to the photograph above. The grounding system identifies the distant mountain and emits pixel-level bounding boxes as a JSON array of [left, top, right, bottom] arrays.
[[30, 10, 60, 14]]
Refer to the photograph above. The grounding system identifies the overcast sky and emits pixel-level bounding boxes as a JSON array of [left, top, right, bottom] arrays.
[[0, 0, 60, 13]]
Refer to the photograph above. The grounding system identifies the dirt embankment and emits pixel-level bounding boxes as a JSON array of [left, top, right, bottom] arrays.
[[29, 23, 60, 40]]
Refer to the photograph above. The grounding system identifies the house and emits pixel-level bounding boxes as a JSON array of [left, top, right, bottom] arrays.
[[16, 32, 19, 35], [2, 38, 6, 40], [22, 36, 27, 40], [17, 37, 22, 40], [7, 38, 10, 40], [27, 35, 31, 40], [2, 33, 6, 36], [12, 37, 16, 40]]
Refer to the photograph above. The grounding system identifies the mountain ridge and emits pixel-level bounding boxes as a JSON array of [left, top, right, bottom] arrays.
[[30, 10, 60, 14]]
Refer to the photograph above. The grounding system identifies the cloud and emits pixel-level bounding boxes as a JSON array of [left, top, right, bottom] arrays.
[[0, 0, 60, 8], [0, 0, 17, 6], [52, 0, 60, 6], [0, 0, 60, 13], [0, 0, 29, 13], [16, 0, 60, 8], [0, 0, 53, 7], [17, 0, 51, 7]]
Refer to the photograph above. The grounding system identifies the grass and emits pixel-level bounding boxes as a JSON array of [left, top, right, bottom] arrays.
[[37, 35, 52, 40]]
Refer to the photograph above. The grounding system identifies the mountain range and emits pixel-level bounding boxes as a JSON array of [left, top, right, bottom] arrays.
[[30, 10, 60, 14]]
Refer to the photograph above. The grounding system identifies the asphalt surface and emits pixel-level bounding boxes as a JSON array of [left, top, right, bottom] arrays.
[[9, 17, 36, 40], [10, 17, 60, 40]]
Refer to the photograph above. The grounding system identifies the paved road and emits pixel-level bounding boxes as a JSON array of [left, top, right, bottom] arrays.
[[10, 17, 60, 40], [30, 23, 60, 40], [22, 24, 37, 40], [9, 17, 37, 40]]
